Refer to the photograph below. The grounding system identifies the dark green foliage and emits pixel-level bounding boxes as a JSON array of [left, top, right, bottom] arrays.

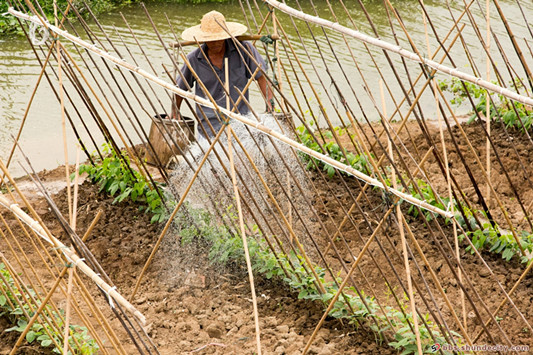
[[458, 217, 533, 264], [407, 180, 450, 222], [0, 263, 98, 354], [0, 2, 20, 35], [149, 0, 228, 3], [0, 0, 118, 34], [439, 78, 533, 131], [77, 143, 168, 223], [297, 123, 370, 178]]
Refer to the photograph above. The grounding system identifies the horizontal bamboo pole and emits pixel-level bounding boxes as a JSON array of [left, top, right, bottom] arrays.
[[0, 194, 146, 325], [8, 8, 453, 219], [263, 0, 533, 107], [170, 34, 280, 47]]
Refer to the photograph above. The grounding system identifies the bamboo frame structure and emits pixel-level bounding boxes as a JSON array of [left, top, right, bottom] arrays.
[[3, 0, 533, 353]]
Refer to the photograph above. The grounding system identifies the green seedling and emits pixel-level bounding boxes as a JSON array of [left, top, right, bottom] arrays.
[[76, 143, 169, 223], [439, 77, 533, 131], [176, 203, 459, 354], [1, 263, 99, 354]]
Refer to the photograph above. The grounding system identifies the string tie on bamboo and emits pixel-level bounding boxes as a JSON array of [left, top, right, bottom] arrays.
[[65, 256, 85, 268], [101, 285, 118, 308], [423, 62, 434, 80], [29, 20, 49, 46], [260, 35, 275, 45], [220, 114, 231, 125], [383, 191, 403, 207]]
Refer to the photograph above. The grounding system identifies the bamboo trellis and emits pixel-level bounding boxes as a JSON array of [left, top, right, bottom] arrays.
[[2, 0, 533, 354]]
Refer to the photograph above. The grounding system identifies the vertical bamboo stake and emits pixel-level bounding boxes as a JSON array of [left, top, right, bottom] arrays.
[[226, 57, 230, 111], [485, 0, 491, 205], [62, 268, 74, 355], [272, 9, 292, 227], [225, 57, 262, 355], [53, 1, 72, 224], [72, 146, 81, 228], [53, 2, 74, 349], [64, 145, 81, 355], [419, 3, 467, 331], [380, 80, 422, 355]]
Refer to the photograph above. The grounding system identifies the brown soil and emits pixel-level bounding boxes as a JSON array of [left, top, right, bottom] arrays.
[[1, 179, 393, 354], [2, 120, 533, 354]]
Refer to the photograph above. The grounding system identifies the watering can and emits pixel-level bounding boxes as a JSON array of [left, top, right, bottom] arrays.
[[145, 114, 196, 167]]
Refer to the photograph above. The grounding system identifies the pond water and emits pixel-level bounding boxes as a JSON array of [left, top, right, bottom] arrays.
[[1, 0, 532, 176]]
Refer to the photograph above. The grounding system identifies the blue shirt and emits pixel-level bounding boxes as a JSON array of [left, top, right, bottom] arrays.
[[176, 40, 267, 119]]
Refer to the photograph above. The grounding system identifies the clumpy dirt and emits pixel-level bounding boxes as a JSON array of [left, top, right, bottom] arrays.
[[2, 119, 533, 354], [1, 177, 394, 354], [324, 119, 533, 351]]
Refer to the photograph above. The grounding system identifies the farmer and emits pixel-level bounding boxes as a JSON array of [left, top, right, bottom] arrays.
[[171, 11, 272, 138]]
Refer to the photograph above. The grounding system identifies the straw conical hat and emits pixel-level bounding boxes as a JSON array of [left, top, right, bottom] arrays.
[[182, 11, 247, 42]]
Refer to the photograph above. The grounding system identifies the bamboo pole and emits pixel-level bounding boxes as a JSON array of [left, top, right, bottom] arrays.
[[170, 34, 280, 48], [262, 0, 533, 107], [485, 0, 491, 208], [7, 7, 455, 222], [53, 3, 72, 225], [271, 9, 292, 228], [227, 101, 262, 355], [63, 145, 80, 355], [302, 207, 394, 354], [224, 62, 262, 350], [380, 78, 422, 355], [130, 127, 227, 301], [81, 210, 103, 242], [62, 267, 74, 355], [0, 193, 146, 325]]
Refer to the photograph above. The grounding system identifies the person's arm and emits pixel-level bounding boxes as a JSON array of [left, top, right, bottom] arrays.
[[257, 74, 273, 113], [243, 42, 273, 113]]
